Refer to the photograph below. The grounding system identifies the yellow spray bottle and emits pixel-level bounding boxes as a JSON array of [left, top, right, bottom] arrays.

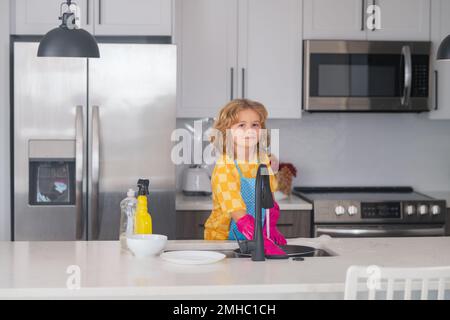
[[134, 179, 152, 234]]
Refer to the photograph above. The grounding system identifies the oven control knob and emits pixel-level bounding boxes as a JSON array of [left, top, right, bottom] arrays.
[[335, 206, 345, 216], [405, 205, 416, 216], [348, 205, 358, 216], [431, 205, 441, 216], [419, 205, 429, 215]]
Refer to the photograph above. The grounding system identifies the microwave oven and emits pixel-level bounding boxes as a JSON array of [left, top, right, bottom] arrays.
[[303, 40, 431, 112]]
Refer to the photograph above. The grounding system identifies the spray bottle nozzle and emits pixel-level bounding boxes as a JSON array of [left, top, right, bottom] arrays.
[[137, 179, 150, 196]]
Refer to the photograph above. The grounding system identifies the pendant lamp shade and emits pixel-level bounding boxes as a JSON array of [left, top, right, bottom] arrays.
[[38, 27, 100, 58], [437, 35, 450, 60], [37, 1, 99, 58]]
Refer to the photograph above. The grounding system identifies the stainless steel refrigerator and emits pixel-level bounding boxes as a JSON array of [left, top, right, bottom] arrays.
[[12, 39, 176, 241]]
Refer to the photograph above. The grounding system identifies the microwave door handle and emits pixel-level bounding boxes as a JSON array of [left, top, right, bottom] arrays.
[[91, 105, 100, 240], [75, 105, 84, 240], [401, 45, 412, 107]]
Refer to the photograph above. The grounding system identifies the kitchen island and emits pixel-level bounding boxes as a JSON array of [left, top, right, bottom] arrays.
[[1, 236, 450, 299]]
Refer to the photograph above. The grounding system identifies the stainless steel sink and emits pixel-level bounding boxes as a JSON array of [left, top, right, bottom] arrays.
[[229, 245, 335, 258], [167, 245, 335, 259]]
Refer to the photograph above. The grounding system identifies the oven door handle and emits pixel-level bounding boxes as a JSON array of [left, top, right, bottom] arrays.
[[316, 226, 445, 237], [401, 45, 412, 107]]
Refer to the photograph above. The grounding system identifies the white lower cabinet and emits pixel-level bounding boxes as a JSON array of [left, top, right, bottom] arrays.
[[176, 0, 302, 119]]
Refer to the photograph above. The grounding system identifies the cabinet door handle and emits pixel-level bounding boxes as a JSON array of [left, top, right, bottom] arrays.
[[98, 0, 102, 24], [86, 0, 89, 25], [361, 0, 365, 31], [241, 68, 246, 98], [230, 67, 234, 100], [277, 223, 294, 227], [435, 70, 439, 110], [372, 0, 376, 31]]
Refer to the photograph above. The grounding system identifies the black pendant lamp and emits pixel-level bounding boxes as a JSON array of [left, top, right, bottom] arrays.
[[437, 35, 450, 61], [38, 0, 99, 58]]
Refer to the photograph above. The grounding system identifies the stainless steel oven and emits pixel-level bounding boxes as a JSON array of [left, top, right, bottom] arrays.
[[293, 187, 447, 238], [303, 40, 431, 112], [315, 224, 445, 238]]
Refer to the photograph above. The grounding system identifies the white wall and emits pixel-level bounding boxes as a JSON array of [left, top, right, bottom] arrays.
[[0, 0, 10, 240], [177, 113, 450, 193]]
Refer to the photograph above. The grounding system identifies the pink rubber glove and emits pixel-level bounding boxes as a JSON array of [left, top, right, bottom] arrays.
[[263, 201, 287, 246], [236, 214, 286, 256]]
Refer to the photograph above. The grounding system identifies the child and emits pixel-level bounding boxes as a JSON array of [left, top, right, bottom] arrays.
[[204, 99, 287, 256]]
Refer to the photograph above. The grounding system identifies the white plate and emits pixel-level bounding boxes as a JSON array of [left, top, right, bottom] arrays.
[[160, 250, 226, 265]]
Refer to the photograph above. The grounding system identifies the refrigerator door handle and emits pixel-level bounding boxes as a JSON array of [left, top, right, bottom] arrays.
[[91, 105, 100, 240], [75, 105, 84, 240]]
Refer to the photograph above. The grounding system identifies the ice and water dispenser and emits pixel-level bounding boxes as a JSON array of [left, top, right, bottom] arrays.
[[28, 140, 76, 206]]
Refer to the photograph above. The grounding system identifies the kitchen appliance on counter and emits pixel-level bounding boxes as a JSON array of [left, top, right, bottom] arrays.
[[12, 38, 176, 241], [292, 187, 447, 238], [303, 40, 431, 112], [182, 165, 212, 196]]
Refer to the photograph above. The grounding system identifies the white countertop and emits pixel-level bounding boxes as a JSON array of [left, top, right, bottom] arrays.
[[176, 193, 313, 211], [1, 236, 450, 299]]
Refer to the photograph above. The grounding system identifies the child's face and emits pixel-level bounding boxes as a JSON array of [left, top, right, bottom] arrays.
[[230, 109, 262, 149]]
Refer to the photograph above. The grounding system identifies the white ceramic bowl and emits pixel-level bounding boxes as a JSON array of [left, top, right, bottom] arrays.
[[126, 234, 168, 258]]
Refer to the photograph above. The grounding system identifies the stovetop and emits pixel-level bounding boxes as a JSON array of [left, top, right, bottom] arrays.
[[292, 186, 447, 224], [293, 186, 434, 202]]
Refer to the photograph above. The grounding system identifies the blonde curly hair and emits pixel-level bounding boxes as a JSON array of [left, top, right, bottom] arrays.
[[210, 99, 270, 157]]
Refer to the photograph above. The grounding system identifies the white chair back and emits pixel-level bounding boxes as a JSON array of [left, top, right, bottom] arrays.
[[344, 265, 450, 300]]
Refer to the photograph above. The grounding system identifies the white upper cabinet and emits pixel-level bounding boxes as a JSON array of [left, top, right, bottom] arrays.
[[367, 0, 431, 40], [176, 0, 302, 119], [12, 0, 172, 36], [303, 0, 366, 40], [239, 0, 302, 119], [304, 0, 430, 41], [12, 0, 94, 34], [429, 0, 450, 119], [175, 0, 238, 118], [93, 0, 172, 36]]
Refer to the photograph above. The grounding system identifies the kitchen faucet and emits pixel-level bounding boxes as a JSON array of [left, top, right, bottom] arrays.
[[234, 164, 287, 261]]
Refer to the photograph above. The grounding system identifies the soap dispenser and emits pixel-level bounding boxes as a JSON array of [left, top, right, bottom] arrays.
[[134, 179, 152, 234], [119, 188, 137, 249]]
